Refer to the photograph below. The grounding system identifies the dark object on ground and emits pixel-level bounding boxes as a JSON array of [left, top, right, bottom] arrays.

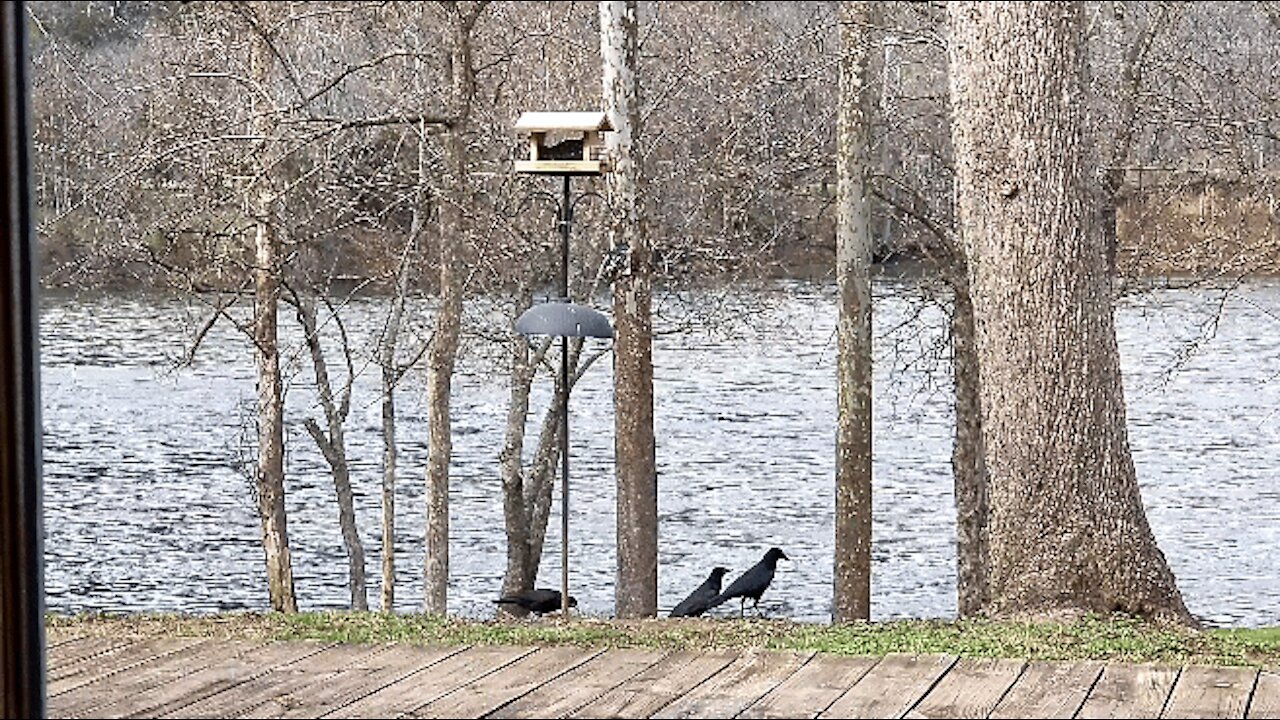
[[494, 588, 577, 615], [670, 566, 731, 618], [709, 547, 789, 617]]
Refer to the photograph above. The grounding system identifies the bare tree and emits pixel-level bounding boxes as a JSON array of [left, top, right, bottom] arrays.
[[246, 5, 296, 614], [424, 0, 487, 615], [602, 0, 657, 619], [948, 0, 1193, 623], [832, 0, 874, 624]]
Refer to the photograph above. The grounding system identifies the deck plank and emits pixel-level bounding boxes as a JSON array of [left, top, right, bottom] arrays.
[[1162, 665, 1257, 719], [47, 637, 209, 698], [68, 640, 331, 719], [488, 648, 667, 719], [158, 642, 394, 718], [567, 650, 736, 719], [406, 645, 601, 718], [740, 654, 880, 719], [1076, 663, 1180, 719], [656, 649, 814, 719], [50, 639, 252, 717], [820, 654, 956, 719], [324, 645, 537, 719], [990, 661, 1103, 719], [906, 657, 1026, 719], [237, 644, 468, 720], [1247, 670, 1280, 719], [47, 636, 138, 675]]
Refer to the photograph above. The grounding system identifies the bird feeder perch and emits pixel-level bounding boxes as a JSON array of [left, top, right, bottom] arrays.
[[514, 111, 613, 176]]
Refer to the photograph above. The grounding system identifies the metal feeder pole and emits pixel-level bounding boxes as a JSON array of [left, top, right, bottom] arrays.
[[558, 174, 571, 616]]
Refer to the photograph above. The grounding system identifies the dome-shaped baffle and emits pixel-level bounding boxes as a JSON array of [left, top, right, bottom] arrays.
[[515, 301, 614, 339]]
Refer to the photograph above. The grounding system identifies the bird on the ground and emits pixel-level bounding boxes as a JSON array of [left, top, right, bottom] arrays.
[[708, 547, 788, 618], [669, 566, 731, 618], [493, 588, 577, 615]]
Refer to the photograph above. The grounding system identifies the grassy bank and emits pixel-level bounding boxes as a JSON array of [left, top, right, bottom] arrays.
[[47, 612, 1280, 667]]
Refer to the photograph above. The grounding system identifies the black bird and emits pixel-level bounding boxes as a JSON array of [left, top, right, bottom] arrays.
[[669, 566, 731, 618], [708, 547, 789, 617], [493, 588, 577, 615]]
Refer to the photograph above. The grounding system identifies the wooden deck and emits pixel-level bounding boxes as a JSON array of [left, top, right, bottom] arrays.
[[44, 632, 1280, 718]]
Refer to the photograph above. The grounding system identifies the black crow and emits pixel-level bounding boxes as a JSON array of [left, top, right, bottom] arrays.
[[709, 547, 788, 617], [669, 566, 731, 618], [494, 588, 577, 615]]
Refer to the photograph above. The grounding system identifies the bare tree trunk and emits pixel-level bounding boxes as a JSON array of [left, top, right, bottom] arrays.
[[380, 220, 418, 616], [296, 297, 367, 611], [424, 1, 482, 616], [833, 0, 874, 625], [949, 271, 988, 617], [498, 292, 536, 613], [949, 1, 1192, 624], [601, 0, 657, 620], [249, 26, 295, 615]]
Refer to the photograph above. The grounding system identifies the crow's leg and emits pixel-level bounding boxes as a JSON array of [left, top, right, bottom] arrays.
[[739, 598, 745, 618]]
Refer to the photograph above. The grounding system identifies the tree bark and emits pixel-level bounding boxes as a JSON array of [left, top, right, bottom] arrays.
[[948, 1, 1192, 623], [949, 271, 988, 617], [601, 0, 657, 619], [379, 199, 419, 615], [297, 297, 367, 611], [249, 24, 296, 615], [424, 1, 481, 616], [833, 0, 874, 624]]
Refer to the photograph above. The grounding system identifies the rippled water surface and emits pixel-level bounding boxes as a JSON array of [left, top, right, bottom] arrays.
[[40, 279, 1280, 626]]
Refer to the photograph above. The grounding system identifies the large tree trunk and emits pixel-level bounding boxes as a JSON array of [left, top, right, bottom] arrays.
[[949, 271, 988, 617], [948, 1, 1192, 623], [832, 0, 874, 624], [602, 0, 657, 619], [424, 2, 480, 616], [249, 27, 296, 615], [297, 297, 367, 611]]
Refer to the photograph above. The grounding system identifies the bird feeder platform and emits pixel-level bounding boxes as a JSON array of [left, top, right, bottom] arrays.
[[514, 111, 614, 176]]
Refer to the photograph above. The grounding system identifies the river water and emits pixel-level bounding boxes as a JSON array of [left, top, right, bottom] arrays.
[[39, 279, 1280, 627]]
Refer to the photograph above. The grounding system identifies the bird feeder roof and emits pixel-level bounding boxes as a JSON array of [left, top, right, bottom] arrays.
[[515, 111, 614, 134]]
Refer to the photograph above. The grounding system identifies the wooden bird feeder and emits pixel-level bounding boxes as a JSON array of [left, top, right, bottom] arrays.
[[514, 111, 613, 176]]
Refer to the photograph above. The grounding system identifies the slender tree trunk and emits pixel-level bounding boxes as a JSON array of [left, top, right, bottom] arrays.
[[424, 3, 480, 615], [948, 1, 1192, 623], [249, 28, 295, 615], [833, 0, 874, 624], [949, 271, 988, 617], [297, 298, 367, 611], [602, 0, 657, 619], [498, 292, 537, 614], [380, 210, 418, 615]]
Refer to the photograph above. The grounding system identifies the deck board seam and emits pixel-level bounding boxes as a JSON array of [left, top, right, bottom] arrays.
[[725, 650, 820, 720], [316, 644, 473, 719], [647, 651, 739, 719], [1066, 663, 1106, 719], [47, 637, 212, 698], [897, 655, 961, 719], [1241, 665, 1264, 720], [492, 648, 673, 719], [986, 659, 1031, 719], [477, 646, 609, 719], [397, 646, 540, 719], [149, 641, 340, 719], [1156, 664, 1186, 719]]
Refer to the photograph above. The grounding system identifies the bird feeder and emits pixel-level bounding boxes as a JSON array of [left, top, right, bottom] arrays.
[[514, 111, 613, 176]]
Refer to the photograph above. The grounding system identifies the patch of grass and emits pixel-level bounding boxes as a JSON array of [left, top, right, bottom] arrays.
[[45, 611, 1280, 667]]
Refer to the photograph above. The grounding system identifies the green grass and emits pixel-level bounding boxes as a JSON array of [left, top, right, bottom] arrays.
[[46, 611, 1280, 667]]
